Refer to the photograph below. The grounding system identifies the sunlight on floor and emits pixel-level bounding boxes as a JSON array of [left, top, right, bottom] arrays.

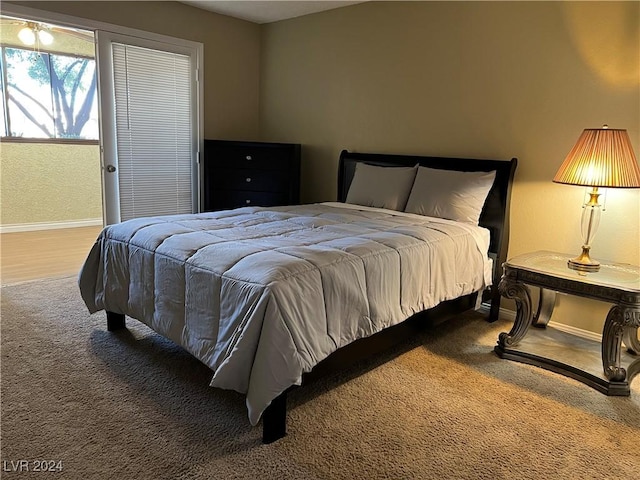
[[0, 226, 102, 285]]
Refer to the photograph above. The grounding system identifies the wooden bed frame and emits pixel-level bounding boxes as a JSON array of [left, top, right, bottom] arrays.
[[106, 149, 517, 444]]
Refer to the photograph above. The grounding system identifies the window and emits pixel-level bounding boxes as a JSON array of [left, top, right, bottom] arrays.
[[0, 46, 98, 140]]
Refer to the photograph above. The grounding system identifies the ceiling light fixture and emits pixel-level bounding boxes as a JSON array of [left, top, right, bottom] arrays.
[[18, 22, 54, 46]]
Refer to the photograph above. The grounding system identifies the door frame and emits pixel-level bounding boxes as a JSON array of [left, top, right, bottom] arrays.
[[96, 31, 201, 224], [1, 3, 204, 225]]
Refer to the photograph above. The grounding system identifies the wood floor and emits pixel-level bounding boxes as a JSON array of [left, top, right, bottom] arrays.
[[0, 226, 103, 285]]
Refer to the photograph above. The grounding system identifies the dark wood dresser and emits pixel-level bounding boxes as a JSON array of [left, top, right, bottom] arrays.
[[203, 139, 301, 211]]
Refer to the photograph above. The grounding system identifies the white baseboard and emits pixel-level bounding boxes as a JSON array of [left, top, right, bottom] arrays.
[[0, 219, 103, 234], [480, 303, 602, 342], [546, 321, 602, 342]]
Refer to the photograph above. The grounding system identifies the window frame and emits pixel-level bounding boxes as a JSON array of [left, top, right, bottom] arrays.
[[0, 45, 99, 143]]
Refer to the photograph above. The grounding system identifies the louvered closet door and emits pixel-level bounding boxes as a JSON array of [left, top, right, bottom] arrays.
[[97, 31, 200, 224]]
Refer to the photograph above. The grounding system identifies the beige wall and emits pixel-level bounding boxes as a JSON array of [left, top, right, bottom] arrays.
[[259, 1, 640, 332], [2, 1, 638, 333], [0, 142, 102, 225]]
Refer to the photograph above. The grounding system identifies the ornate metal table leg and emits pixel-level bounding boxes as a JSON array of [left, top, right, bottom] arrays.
[[532, 288, 556, 328], [497, 275, 533, 348], [602, 306, 640, 382], [622, 326, 640, 355]]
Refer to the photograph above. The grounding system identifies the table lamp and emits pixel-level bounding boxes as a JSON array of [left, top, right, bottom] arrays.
[[553, 125, 640, 272]]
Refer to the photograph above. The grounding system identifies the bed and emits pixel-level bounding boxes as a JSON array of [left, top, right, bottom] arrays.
[[79, 149, 517, 443]]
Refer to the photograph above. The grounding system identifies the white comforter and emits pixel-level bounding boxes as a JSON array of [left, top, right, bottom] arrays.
[[79, 203, 491, 425]]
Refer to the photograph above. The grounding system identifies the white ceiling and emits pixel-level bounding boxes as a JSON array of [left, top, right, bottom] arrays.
[[179, 1, 367, 24]]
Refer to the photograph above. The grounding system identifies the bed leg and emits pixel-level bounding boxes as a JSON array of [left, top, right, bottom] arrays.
[[106, 311, 126, 331], [262, 391, 287, 444], [488, 289, 501, 323]]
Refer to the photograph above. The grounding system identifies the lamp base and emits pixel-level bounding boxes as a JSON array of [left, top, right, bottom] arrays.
[[567, 247, 600, 273]]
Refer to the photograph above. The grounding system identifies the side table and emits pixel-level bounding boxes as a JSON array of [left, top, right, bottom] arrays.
[[495, 250, 640, 395]]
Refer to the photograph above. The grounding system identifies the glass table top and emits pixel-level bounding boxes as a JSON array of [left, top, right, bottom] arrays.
[[504, 251, 640, 293]]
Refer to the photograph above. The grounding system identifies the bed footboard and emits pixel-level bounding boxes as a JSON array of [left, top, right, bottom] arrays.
[[106, 311, 126, 331]]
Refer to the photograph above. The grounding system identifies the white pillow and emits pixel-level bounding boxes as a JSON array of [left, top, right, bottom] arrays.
[[404, 167, 496, 224], [345, 162, 418, 211]]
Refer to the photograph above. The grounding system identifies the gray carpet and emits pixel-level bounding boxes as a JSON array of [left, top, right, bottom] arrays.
[[1, 275, 638, 479]]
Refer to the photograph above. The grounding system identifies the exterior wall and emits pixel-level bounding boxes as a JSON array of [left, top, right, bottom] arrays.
[[0, 143, 102, 227], [259, 1, 640, 333], [1, 9, 101, 229]]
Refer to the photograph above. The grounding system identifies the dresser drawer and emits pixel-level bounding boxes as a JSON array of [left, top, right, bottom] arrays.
[[208, 146, 293, 170], [213, 168, 290, 192], [213, 190, 289, 210]]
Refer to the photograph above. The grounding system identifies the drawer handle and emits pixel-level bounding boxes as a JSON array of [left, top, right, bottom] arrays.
[[246, 155, 252, 161], [245, 199, 251, 204], [246, 177, 252, 183]]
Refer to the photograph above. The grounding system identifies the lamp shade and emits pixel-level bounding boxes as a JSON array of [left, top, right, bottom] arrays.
[[553, 127, 640, 188]]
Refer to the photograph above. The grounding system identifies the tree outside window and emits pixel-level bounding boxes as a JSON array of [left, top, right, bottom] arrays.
[[1, 47, 98, 140]]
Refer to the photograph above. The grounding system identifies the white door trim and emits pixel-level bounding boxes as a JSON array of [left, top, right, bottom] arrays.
[[97, 31, 201, 223]]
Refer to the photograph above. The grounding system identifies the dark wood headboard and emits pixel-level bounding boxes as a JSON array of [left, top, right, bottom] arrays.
[[337, 150, 518, 319]]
